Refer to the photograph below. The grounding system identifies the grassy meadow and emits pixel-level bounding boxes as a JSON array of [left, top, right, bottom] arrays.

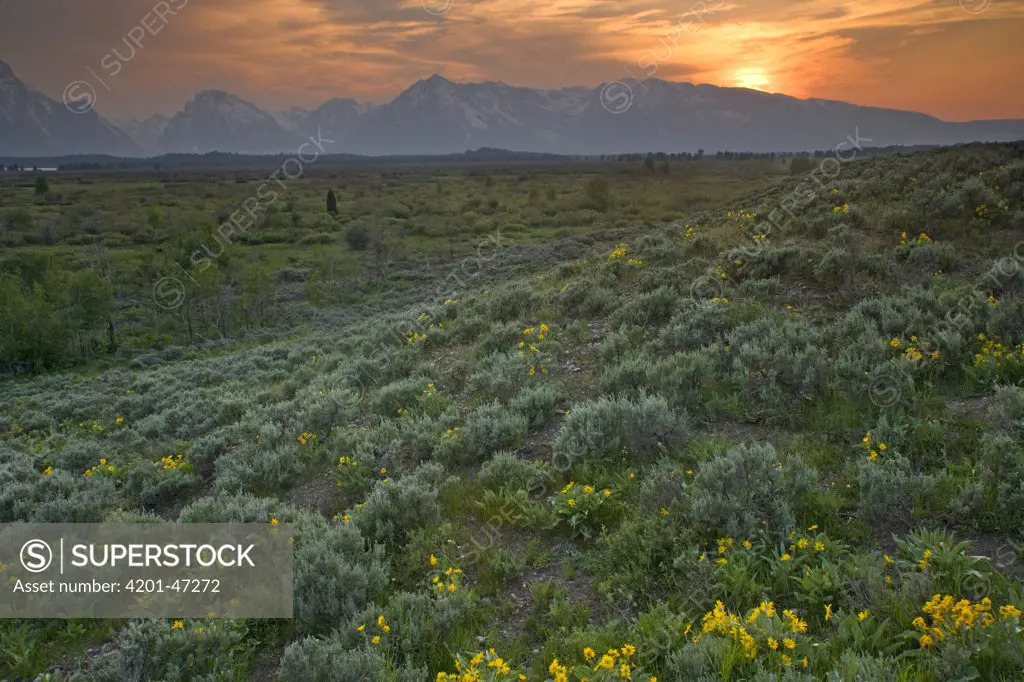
[[1, 144, 1024, 680], [0, 157, 784, 364]]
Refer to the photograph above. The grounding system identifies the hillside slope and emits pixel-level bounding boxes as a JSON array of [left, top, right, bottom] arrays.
[[2, 143, 1024, 680]]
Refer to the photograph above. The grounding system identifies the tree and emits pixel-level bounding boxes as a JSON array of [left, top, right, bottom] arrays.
[[239, 263, 275, 328], [344, 219, 371, 250], [583, 175, 611, 212], [65, 270, 115, 357], [644, 154, 656, 173], [33, 175, 49, 196], [193, 263, 226, 340], [364, 212, 403, 283], [146, 204, 163, 229], [790, 156, 816, 175], [0, 263, 115, 370], [326, 189, 338, 215]]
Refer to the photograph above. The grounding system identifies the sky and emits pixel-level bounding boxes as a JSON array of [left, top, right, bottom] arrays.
[[1, 0, 1022, 121]]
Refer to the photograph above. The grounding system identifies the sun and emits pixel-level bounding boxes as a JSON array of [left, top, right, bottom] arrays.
[[733, 68, 771, 91]]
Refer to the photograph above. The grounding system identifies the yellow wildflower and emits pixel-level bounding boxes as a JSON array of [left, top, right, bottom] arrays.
[[1000, 605, 1022, 620]]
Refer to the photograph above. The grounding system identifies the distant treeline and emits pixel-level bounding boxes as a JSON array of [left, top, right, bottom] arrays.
[[0, 144, 946, 173]]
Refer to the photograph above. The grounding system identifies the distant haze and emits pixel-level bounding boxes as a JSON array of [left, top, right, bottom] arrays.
[[1, 0, 1023, 122]]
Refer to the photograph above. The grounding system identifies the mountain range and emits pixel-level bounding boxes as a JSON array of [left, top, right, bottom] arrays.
[[2, 60, 1023, 158], [0, 61, 137, 157]]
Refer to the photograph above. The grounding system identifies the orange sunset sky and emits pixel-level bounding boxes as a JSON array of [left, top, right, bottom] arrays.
[[1, 0, 1022, 121]]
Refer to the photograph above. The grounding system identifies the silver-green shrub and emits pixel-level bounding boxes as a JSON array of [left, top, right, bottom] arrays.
[[688, 441, 816, 539], [177, 492, 291, 523], [448, 401, 528, 465], [478, 451, 546, 492], [293, 521, 390, 634], [89, 618, 250, 682], [277, 638, 424, 682], [470, 352, 532, 403], [552, 391, 690, 467], [351, 463, 448, 546], [509, 384, 562, 430]]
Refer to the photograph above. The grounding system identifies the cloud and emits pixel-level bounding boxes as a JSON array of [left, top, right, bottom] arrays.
[[0, 0, 1021, 119]]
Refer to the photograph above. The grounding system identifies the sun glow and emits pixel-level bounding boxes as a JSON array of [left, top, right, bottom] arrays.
[[733, 68, 771, 91]]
